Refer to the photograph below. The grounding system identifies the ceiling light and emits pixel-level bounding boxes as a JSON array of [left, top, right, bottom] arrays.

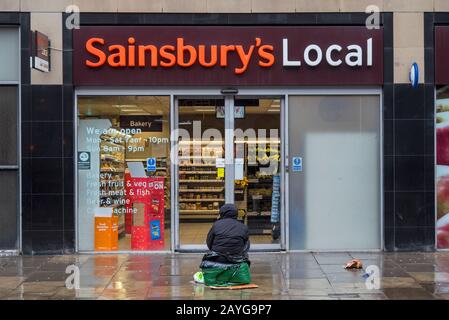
[[267, 109, 280, 112]]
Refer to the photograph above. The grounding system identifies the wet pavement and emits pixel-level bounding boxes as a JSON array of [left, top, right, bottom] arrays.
[[1, 252, 449, 300]]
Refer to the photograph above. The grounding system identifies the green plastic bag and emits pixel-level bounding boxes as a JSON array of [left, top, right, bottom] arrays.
[[201, 262, 251, 287]]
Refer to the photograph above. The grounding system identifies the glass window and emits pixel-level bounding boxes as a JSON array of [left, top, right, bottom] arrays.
[[77, 96, 171, 251], [0, 86, 18, 165], [0, 28, 19, 82], [436, 86, 449, 249], [234, 98, 281, 245], [288, 95, 381, 250], [0, 171, 18, 249], [0, 85, 18, 250], [178, 99, 226, 246]]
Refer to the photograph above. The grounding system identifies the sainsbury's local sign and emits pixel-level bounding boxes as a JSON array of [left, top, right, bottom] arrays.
[[73, 26, 383, 86]]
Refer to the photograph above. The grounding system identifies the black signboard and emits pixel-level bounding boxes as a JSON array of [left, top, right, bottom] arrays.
[[119, 116, 163, 132]]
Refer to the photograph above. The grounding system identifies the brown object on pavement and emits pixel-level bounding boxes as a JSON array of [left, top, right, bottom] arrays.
[[344, 259, 363, 269], [209, 284, 259, 290]]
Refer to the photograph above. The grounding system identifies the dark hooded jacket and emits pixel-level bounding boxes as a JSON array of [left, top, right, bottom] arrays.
[[205, 204, 250, 264]]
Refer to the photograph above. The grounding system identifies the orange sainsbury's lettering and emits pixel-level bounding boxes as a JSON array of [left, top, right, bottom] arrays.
[[198, 45, 218, 67], [84, 37, 276, 73], [107, 45, 126, 67], [138, 45, 158, 67], [127, 37, 136, 67], [177, 38, 197, 68], [86, 37, 106, 67], [235, 45, 255, 74], [159, 45, 176, 67], [258, 45, 275, 67], [220, 45, 236, 67]]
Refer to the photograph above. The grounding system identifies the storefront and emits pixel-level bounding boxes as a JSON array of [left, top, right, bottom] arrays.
[[2, 1, 445, 256], [72, 25, 384, 252]]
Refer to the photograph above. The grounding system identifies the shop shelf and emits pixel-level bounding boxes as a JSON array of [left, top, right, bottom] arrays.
[[247, 211, 272, 217], [179, 198, 224, 202], [235, 140, 280, 144], [179, 171, 216, 174], [179, 179, 223, 183], [178, 156, 217, 159], [179, 188, 224, 192], [179, 140, 223, 145], [179, 164, 217, 167], [248, 178, 273, 183], [180, 209, 219, 213]]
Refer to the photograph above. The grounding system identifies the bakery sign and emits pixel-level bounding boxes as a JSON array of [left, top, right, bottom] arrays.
[[32, 31, 50, 72], [73, 26, 383, 86], [120, 115, 163, 132]]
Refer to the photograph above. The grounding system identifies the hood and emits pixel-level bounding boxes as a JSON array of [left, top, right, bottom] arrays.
[[219, 204, 238, 219]]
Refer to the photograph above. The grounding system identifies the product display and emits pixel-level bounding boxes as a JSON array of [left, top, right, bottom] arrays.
[[244, 141, 280, 237], [78, 95, 172, 251], [178, 141, 225, 220], [99, 130, 126, 236], [125, 174, 165, 250], [94, 208, 119, 251]]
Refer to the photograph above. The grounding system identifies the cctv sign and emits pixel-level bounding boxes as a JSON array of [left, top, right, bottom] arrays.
[[74, 26, 383, 86]]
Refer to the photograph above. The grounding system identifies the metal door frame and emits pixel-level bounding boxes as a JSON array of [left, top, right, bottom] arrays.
[[174, 94, 283, 252]]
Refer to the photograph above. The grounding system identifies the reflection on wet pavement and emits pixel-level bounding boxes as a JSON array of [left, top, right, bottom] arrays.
[[0, 252, 449, 300]]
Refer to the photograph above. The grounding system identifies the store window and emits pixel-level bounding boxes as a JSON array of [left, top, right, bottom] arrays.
[[288, 95, 381, 250], [0, 28, 19, 82], [436, 86, 449, 249], [0, 86, 19, 250], [0, 27, 19, 251], [77, 96, 170, 251]]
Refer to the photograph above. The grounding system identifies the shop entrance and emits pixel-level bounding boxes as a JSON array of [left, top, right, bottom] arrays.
[[175, 96, 283, 251]]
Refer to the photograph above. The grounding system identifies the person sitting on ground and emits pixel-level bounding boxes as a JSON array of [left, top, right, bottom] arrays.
[[197, 204, 251, 286]]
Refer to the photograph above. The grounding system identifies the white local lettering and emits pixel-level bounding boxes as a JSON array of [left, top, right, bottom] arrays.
[[282, 38, 373, 68]]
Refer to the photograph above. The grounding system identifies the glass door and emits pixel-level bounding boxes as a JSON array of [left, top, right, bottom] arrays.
[[234, 97, 282, 248], [175, 96, 282, 250], [176, 97, 227, 248]]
